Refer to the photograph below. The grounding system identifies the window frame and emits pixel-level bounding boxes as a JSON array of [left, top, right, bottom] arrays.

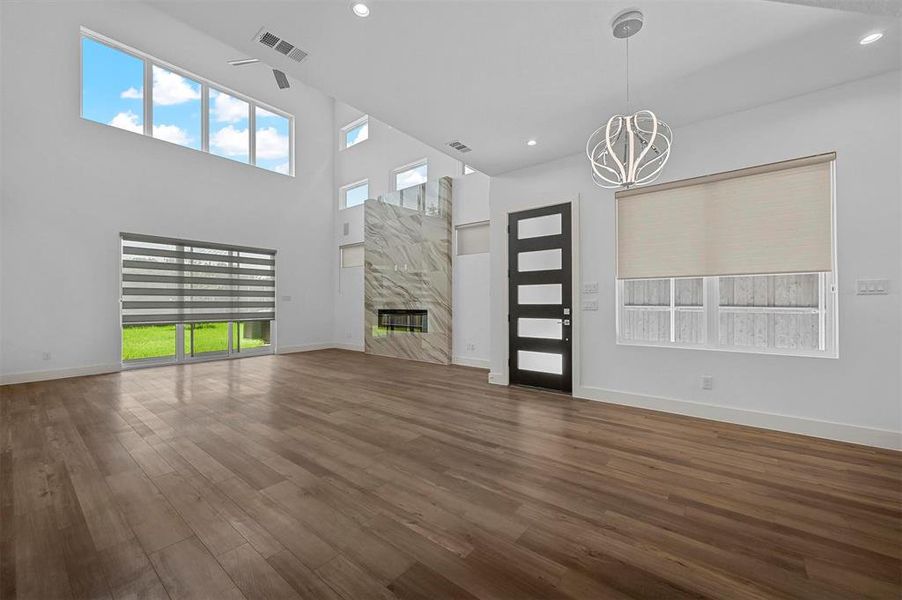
[[340, 115, 369, 150], [615, 272, 838, 358], [392, 158, 429, 192], [339, 178, 369, 210], [80, 27, 294, 176]]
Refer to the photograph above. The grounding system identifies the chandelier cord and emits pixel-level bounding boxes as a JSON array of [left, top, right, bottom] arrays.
[[625, 35, 630, 112]]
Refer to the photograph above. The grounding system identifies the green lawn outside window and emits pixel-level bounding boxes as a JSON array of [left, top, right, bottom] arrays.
[[122, 322, 269, 361]]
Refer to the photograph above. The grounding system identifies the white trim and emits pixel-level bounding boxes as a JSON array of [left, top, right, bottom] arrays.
[[333, 343, 365, 352], [340, 114, 369, 150], [575, 384, 901, 450], [276, 343, 337, 354], [391, 158, 428, 192], [1, 364, 121, 386], [452, 356, 490, 369], [488, 371, 509, 385], [339, 178, 369, 210]]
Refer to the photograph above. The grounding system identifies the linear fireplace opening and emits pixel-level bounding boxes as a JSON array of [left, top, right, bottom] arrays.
[[378, 309, 428, 333]]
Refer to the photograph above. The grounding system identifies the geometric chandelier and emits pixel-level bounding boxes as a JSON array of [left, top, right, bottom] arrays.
[[586, 10, 672, 189]]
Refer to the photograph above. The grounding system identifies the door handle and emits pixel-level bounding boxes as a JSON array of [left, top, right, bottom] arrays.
[[563, 319, 571, 326]]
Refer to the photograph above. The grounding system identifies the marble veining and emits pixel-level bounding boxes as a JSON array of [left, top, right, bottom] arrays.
[[364, 177, 452, 364]]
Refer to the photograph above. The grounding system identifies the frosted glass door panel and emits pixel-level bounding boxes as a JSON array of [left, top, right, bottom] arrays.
[[517, 214, 561, 239], [518, 318, 562, 339], [517, 351, 563, 375], [518, 284, 562, 305], [518, 249, 562, 272]]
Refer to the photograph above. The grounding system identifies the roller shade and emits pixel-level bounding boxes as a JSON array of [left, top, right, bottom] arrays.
[[456, 221, 490, 255], [121, 233, 275, 325], [616, 153, 835, 279]]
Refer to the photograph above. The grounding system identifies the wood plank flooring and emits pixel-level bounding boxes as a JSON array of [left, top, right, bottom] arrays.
[[1, 349, 900, 599]]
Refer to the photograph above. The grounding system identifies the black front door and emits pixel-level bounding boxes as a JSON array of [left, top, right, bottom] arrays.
[[508, 203, 572, 393]]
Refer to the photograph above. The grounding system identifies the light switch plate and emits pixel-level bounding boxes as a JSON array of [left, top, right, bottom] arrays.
[[582, 300, 599, 311], [281, 295, 292, 301], [582, 282, 599, 294], [856, 279, 889, 295], [342, 222, 349, 236]]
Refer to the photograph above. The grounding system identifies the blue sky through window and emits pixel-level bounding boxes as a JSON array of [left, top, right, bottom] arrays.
[[344, 120, 368, 148], [82, 37, 144, 132], [395, 163, 428, 191], [255, 107, 290, 174], [344, 182, 369, 208], [209, 89, 249, 164], [152, 66, 201, 150], [82, 33, 293, 175]]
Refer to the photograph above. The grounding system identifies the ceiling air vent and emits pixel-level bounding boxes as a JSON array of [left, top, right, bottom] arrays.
[[447, 140, 472, 153], [287, 48, 308, 63], [274, 40, 294, 55], [254, 27, 309, 64], [258, 31, 280, 47]]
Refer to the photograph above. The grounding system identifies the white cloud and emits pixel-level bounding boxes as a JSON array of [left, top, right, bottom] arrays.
[[273, 162, 290, 174], [210, 90, 248, 123], [396, 166, 427, 190], [107, 111, 191, 145], [153, 123, 191, 146], [152, 67, 201, 105], [120, 86, 142, 100], [109, 111, 143, 133], [255, 126, 289, 160], [256, 107, 279, 119], [210, 125, 249, 156]]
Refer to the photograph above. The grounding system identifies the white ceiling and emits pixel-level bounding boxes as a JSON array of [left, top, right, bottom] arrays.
[[152, 0, 901, 175]]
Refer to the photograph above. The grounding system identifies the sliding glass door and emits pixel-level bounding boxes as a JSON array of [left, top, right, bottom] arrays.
[[120, 233, 276, 366]]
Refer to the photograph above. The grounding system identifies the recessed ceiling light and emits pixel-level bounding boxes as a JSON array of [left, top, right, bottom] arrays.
[[859, 32, 883, 45], [351, 2, 370, 17], [527, 139, 537, 146]]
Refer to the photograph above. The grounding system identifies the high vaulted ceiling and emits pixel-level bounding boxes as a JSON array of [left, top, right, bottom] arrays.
[[152, 0, 900, 175]]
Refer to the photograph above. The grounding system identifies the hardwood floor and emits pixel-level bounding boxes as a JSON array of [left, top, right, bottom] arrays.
[[1, 349, 900, 599]]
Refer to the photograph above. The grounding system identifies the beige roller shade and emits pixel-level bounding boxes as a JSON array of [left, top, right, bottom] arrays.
[[616, 153, 834, 279]]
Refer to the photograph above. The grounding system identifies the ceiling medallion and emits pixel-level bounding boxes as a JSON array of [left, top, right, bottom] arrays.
[[586, 10, 672, 189]]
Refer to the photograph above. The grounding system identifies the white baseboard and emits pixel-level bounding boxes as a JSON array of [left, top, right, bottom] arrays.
[[1, 363, 121, 386], [333, 343, 365, 352], [452, 356, 490, 369], [575, 385, 902, 451], [277, 343, 337, 355], [488, 371, 509, 386]]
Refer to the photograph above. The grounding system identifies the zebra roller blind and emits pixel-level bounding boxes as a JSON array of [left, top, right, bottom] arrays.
[[616, 153, 835, 279], [121, 233, 276, 325]]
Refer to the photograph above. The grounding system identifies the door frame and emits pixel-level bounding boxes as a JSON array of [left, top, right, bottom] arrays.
[[503, 194, 581, 394]]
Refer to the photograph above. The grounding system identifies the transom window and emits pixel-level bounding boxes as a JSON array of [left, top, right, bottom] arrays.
[[340, 180, 369, 209], [341, 115, 369, 149], [393, 159, 428, 191], [81, 29, 293, 176]]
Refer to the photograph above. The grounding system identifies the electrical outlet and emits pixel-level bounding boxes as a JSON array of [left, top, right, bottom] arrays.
[[856, 279, 889, 295], [280, 295, 292, 301], [582, 282, 599, 294], [701, 376, 713, 390], [42, 352, 51, 361], [582, 300, 599, 311], [466, 343, 477, 352]]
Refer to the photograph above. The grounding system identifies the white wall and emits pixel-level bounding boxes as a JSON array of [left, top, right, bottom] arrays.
[[332, 102, 491, 366], [0, 1, 336, 381], [490, 71, 902, 448]]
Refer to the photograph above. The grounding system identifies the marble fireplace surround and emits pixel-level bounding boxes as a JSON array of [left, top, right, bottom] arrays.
[[364, 177, 452, 364]]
